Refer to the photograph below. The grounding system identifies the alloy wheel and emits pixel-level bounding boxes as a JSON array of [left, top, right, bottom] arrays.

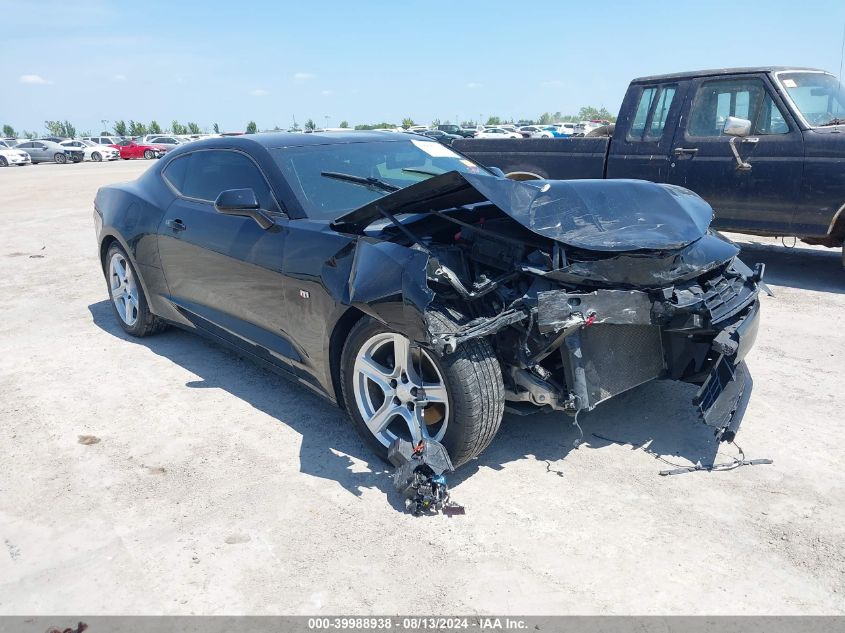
[[352, 332, 449, 447], [109, 252, 139, 327]]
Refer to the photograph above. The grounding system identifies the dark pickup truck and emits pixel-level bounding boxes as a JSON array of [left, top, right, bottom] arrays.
[[453, 67, 845, 259]]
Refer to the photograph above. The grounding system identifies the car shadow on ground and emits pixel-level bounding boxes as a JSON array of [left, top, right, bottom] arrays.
[[89, 299, 727, 509], [735, 240, 843, 294]]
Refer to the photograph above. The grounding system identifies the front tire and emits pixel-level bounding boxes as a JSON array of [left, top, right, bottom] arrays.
[[105, 242, 168, 337], [143, 150, 154, 159], [54, 153, 67, 164], [92, 152, 102, 162], [0, 157, 7, 167], [340, 312, 504, 468]]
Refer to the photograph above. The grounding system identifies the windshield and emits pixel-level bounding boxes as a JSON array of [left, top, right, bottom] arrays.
[[777, 72, 845, 126], [271, 139, 488, 220]]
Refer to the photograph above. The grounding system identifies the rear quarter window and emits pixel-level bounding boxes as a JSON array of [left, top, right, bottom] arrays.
[[162, 154, 190, 193]]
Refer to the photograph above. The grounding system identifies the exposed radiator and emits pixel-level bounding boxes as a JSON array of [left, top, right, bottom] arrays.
[[563, 324, 665, 410]]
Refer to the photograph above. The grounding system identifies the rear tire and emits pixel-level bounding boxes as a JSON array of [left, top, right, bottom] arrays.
[[54, 153, 67, 164], [340, 310, 504, 468], [104, 242, 168, 337]]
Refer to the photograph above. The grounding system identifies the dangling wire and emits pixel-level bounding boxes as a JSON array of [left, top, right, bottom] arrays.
[[781, 236, 797, 249]]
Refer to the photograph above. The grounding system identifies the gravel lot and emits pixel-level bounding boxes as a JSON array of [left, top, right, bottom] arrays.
[[1, 159, 843, 615]]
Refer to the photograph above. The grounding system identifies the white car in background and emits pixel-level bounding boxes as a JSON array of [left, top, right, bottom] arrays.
[[475, 127, 522, 139], [0, 142, 32, 167], [82, 136, 122, 147], [61, 139, 120, 162]]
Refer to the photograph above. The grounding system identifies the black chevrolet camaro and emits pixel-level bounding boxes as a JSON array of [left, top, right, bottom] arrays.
[[94, 132, 764, 467]]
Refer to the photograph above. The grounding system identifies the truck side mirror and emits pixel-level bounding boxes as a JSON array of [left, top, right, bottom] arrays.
[[723, 116, 751, 138]]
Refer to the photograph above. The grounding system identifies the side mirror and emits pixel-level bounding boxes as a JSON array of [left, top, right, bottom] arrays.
[[487, 166, 506, 178], [214, 188, 274, 229], [723, 116, 751, 138]]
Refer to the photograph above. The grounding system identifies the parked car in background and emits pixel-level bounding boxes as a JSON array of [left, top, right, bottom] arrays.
[[420, 129, 462, 145], [475, 127, 522, 139], [1, 140, 20, 149], [460, 126, 479, 136], [518, 125, 544, 137], [453, 66, 845, 259], [572, 121, 604, 137], [436, 124, 476, 138], [534, 126, 567, 138], [84, 136, 122, 147], [558, 122, 577, 136], [0, 143, 31, 167], [115, 139, 168, 159], [15, 140, 83, 164], [144, 136, 185, 150], [60, 139, 120, 162]]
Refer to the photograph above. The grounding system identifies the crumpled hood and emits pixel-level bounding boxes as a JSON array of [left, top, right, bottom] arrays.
[[332, 171, 713, 252]]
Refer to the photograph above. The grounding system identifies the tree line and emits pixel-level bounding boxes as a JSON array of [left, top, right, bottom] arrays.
[[2, 106, 615, 140]]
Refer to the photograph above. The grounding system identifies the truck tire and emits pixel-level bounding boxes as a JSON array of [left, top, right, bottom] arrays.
[[340, 311, 504, 468]]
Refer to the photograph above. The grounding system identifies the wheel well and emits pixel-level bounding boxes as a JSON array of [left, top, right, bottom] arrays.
[[328, 306, 368, 407], [99, 236, 116, 273], [828, 202, 845, 244], [505, 171, 544, 181]]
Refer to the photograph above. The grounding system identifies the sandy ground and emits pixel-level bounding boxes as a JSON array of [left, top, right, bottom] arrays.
[[0, 159, 843, 615]]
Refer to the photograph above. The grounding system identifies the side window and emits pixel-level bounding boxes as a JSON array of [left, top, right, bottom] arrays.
[[687, 78, 786, 137], [163, 154, 190, 193], [168, 150, 279, 212], [628, 87, 656, 139], [647, 85, 677, 138], [755, 93, 790, 135]]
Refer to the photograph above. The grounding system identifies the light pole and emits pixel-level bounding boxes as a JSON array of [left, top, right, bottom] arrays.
[[101, 119, 109, 134], [324, 115, 330, 129]]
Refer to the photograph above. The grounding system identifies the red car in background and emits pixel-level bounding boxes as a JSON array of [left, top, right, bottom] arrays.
[[115, 139, 168, 160]]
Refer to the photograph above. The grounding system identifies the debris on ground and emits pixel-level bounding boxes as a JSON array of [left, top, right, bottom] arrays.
[[46, 623, 87, 633], [592, 433, 772, 476], [77, 435, 100, 445], [388, 439, 464, 516]]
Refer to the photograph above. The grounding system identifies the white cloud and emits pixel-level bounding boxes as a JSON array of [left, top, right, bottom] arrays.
[[321, 89, 333, 96], [540, 79, 564, 88], [250, 88, 269, 96], [19, 74, 51, 85], [466, 82, 482, 89], [294, 72, 315, 81], [113, 74, 127, 82]]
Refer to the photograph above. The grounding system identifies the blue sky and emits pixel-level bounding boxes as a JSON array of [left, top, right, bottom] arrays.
[[3, 0, 845, 134]]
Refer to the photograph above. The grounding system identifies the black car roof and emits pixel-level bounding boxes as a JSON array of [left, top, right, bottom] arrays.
[[631, 67, 827, 83]]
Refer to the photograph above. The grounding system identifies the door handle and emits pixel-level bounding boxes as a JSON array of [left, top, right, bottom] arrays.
[[673, 147, 699, 156], [165, 218, 186, 231]]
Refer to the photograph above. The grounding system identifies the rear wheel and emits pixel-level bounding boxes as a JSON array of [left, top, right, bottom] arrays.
[[54, 153, 67, 164], [105, 242, 168, 337], [340, 312, 504, 468], [92, 152, 102, 162], [143, 149, 154, 159]]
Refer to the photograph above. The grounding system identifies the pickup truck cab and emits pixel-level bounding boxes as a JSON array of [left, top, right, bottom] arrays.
[[454, 67, 845, 257]]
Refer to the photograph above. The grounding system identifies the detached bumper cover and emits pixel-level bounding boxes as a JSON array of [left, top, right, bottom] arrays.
[[694, 299, 760, 441]]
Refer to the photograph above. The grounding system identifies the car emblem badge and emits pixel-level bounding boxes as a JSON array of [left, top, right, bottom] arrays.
[[299, 289, 310, 299]]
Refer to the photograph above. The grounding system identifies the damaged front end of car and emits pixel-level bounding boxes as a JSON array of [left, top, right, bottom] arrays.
[[331, 171, 766, 442]]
